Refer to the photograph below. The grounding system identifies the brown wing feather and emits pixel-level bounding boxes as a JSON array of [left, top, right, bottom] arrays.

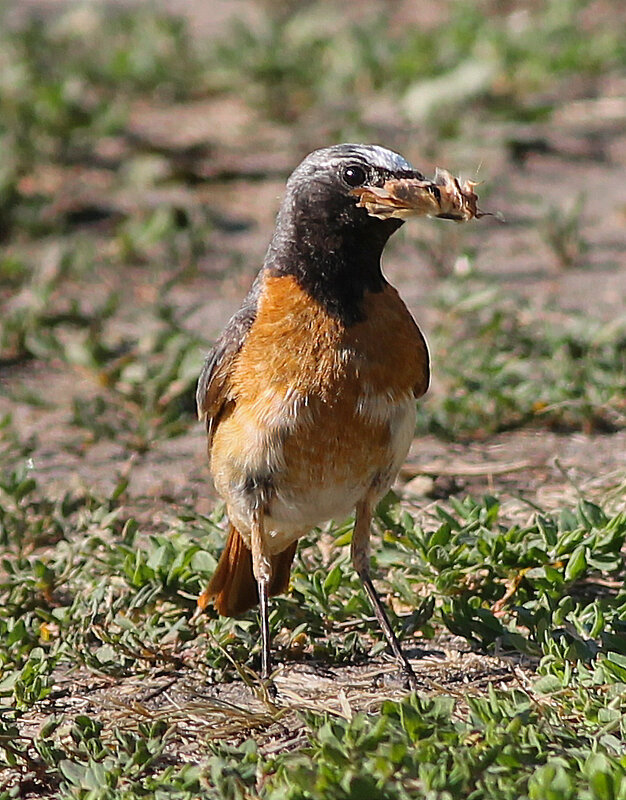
[[196, 275, 263, 442], [412, 323, 430, 399]]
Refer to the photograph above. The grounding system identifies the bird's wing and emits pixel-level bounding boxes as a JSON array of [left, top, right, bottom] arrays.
[[196, 275, 262, 442], [412, 326, 430, 400]]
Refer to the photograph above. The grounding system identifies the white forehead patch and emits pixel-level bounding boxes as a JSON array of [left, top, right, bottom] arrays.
[[347, 144, 413, 172], [299, 143, 414, 175]]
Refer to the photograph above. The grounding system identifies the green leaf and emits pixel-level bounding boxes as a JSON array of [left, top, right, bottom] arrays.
[[60, 760, 87, 787], [564, 545, 587, 582]]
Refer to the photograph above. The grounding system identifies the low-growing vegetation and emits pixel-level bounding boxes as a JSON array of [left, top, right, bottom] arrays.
[[419, 279, 626, 439], [1, 459, 625, 797]]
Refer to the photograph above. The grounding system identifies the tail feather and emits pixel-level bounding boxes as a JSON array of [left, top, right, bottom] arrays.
[[199, 525, 297, 617], [269, 540, 298, 598]]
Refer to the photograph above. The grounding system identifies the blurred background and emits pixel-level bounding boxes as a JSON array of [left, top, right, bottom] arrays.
[[1, 4, 626, 788], [1, 0, 625, 508]]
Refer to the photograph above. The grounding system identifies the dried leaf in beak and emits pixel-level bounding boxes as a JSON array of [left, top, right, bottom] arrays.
[[353, 168, 495, 222]]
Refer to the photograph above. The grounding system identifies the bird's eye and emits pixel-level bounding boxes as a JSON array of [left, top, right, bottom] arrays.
[[342, 164, 367, 187]]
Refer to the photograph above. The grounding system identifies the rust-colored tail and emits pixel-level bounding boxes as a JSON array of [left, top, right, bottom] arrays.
[[198, 525, 297, 617]]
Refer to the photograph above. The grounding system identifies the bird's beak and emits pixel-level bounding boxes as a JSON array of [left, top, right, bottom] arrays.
[[352, 168, 490, 222]]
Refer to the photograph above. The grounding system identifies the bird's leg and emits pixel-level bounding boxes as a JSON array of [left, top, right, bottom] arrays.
[[352, 498, 419, 690], [250, 510, 274, 689], [258, 578, 271, 682]]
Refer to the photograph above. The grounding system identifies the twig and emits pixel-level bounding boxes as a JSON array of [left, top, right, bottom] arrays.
[[400, 459, 543, 479]]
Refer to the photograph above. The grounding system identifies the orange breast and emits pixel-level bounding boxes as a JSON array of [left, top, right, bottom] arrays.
[[231, 273, 428, 401]]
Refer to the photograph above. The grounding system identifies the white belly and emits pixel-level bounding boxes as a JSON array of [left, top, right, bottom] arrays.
[[215, 392, 416, 554]]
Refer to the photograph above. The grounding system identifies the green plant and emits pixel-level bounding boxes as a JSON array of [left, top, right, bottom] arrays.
[[540, 194, 589, 269], [417, 278, 626, 439]]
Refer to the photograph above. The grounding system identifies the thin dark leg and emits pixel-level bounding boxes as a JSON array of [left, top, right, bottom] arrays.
[[257, 579, 278, 698], [250, 511, 276, 695], [358, 569, 419, 690], [352, 498, 419, 691], [258, 579, 271, 681]]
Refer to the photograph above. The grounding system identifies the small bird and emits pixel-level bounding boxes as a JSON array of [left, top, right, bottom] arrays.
[[196, 144, 477, 689]]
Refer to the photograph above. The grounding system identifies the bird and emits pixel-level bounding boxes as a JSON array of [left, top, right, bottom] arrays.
[[196, 143, 450, 690]]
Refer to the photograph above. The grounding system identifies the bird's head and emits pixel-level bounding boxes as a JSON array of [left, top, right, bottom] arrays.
[[282, 143, 425, 236], [265, 143, 484, 322]]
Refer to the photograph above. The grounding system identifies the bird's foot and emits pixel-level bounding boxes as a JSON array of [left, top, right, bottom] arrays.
[[402, 666, 420, 693], [258, 668, 278, 703], [265, 679, 278, 700], [394, 656, 422, 692]]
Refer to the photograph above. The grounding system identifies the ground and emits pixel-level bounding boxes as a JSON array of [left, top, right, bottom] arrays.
[[0, 1, 625, 798]]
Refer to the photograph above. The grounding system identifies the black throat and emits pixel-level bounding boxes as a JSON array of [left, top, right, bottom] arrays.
[[264, 197, 403, 325]]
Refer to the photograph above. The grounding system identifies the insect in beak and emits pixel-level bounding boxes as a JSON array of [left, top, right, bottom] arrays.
[[353, 168, 497, 222]]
